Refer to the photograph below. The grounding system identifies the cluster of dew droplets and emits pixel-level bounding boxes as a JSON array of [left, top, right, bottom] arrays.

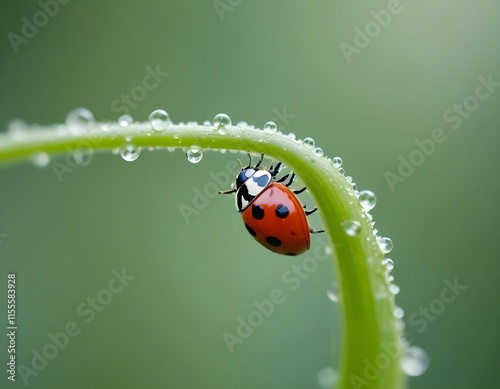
[[299, 136, 430, 378], [27, 107, 98, 168]]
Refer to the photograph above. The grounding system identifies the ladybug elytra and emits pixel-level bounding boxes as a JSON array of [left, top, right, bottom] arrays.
[[219, 153, 324, 256]]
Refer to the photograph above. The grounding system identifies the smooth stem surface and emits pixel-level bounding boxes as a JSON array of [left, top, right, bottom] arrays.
[[0, 122, 405, 389]]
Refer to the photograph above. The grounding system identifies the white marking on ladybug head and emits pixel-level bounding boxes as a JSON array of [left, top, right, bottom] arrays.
[[235, 170, 272, 212]]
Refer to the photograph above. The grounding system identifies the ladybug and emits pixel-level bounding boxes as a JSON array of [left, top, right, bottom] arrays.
[[219, 153, 324, 256]]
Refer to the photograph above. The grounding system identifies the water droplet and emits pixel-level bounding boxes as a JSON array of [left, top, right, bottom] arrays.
[[288, 132, 296, 140], [394, 306, 405, 319], [31, 152, 50, 168], [186, 146, 203, 163], [359, 190, 377, 211], [118, 114, 133, 127], [66, 108, 94, 130], [396, 318, 406, 330], [203, 120, 211, 126], [263, 121, 277, 134], [167, 147, 175, 153], [317, 367, 338, 388], [8, 119, 29, 139], [303, 137, 315, 149], [327, 282, 339, 303], [338, 167, 345, 175], [378, 237, 394, 254], [314, 147, 324, 156], [342, 220, 362, 236], [120, 142, 140, 161], [149, 109, 170, 131], [345, 176, 353, 183], [389, 284, 400, 295], [236, 121, 248, 128], [383, 258, 395, 271], [401, 346, 429, 376], [212, 113, 231, 134], [69, 148, 93, 166], [332, 156, 342, 168]]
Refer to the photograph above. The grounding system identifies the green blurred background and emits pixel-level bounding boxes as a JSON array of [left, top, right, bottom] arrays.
[[1, 1, 499, 388]]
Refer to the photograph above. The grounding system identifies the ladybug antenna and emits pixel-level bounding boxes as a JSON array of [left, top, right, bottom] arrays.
[[237, 159, 243, 169], [245, 152, 252, 168]]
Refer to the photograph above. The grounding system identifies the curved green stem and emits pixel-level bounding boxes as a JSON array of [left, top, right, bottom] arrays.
[[0, 122, 405, 389]]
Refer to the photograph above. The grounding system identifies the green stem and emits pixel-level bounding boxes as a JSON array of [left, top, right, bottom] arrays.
[[0, 122, 405, 388]]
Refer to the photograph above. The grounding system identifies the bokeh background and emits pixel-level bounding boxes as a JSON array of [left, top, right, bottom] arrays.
[[1, 1, 499, 388]]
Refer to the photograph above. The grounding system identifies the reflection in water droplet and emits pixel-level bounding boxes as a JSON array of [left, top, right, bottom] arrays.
[[327, 282, 339, 303], [66, 108, 95, 130], [314, 147, 324, 156], [389, 284, 400, 295], [342, 220, 362, 236], [186, 146, 203, 163], [263, 121, 277, 134], [212, 113, 231, 134], [303, 137, 315, 149], [332, 156, 342, 168], [149, 109, 170, 131], [118, 114, 133, 127], [401, 346, 429, 377], [394, 306, 405, 319], [378, 237, 394, 254], [32, 152, 50, 168], [383, 258, 395, 271], [317, 367, 338, 388], [120, 142, 141, 161], [358, 190, 377, 211]]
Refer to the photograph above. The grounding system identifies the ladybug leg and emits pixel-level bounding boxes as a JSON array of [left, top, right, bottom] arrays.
[[310, 227, 325, 234], [305, 207, 318, 216], [218, 188, 236, 195], [269, 162, 282, 177], [275, 173, 290, 183], [284, 172, 296, 187], [293, 187, 307, 195]]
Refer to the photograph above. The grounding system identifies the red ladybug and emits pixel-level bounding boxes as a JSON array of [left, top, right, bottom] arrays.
[[219, 153, 323, 256]]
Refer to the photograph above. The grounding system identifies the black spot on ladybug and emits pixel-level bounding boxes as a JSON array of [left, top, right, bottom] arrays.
[[266, 236, 282, 247], [245, 223, 256, 236], [285, 252, 297, 256], [275, 204, 289, 218], [252, 204, 265, 220]]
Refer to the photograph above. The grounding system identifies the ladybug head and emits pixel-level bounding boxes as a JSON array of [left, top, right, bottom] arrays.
[[236, 168, 257, 188]]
